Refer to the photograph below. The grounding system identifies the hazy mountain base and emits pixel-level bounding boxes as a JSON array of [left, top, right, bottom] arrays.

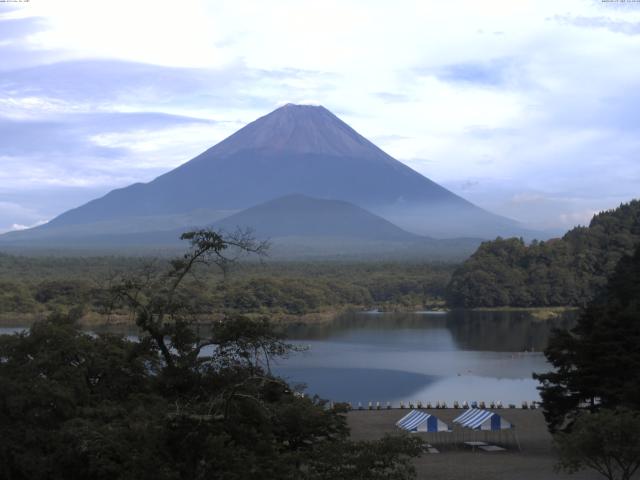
[[0, 236, 481, 262], [0, 194, 483, 260], [0, 208, 237, 239], [263, 236, 480, 261]]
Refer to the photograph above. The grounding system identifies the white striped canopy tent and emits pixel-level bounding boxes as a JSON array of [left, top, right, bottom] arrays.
[[453, 409, 513, 431], [396, 410, 450, 433]]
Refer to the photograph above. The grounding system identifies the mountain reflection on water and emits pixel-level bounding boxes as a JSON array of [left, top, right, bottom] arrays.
[[283, 309, 577, 352], [273, 310, 577, 405]]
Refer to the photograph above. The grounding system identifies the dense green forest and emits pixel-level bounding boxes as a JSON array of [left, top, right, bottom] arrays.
[[0, 253, 454, 322], [447, 200, 640, 308]]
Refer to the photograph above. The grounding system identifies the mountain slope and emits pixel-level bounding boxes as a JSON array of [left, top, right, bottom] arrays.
[[20, 104, 524, 239]]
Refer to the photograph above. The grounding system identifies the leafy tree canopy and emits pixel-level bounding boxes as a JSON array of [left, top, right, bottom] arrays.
[[448, 200, 640, 308], [555, 408, 640, 480], [0, 229, 422, 479]]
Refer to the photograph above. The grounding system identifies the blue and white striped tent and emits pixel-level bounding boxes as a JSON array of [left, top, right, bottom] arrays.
[[453, 409, 513, 431], [396, 410, 450, 432]]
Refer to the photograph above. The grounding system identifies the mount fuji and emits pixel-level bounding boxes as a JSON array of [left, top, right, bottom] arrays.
[[1, 104, 528, 252]]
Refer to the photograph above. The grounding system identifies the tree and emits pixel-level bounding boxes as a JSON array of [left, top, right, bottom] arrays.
[[110, 228, 269, 370], [447, 200, 640, 308], [534, 244, 640, 432], [555, 409, 640, 480], [0, 229, 423, 479], [306, 435, 423, 480], [211, 227, 268, 282], [0, 312, 161, 480]]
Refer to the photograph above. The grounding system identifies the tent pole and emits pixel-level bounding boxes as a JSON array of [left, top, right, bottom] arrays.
[[513, 429, 522, 452]]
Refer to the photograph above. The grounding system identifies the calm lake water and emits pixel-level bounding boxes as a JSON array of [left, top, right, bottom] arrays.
[[0, 309, 576, 405], [273, 310, 576, 406]]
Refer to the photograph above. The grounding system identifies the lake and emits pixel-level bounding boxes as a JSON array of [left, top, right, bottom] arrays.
[[273, 309, 576, 406], [0, 309, 576, 406]]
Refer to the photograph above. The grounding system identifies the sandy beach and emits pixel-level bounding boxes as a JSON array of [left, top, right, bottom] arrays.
[[347, 409, 611, 480]]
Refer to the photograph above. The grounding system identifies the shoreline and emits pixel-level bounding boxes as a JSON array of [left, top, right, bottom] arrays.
[[0, 305, 578, 328], [468, 306, 578, 321]]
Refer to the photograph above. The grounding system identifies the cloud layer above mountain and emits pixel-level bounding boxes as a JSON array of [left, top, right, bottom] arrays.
[[1, 0, 639, 233]]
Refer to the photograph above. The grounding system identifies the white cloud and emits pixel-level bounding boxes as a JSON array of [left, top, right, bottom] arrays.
[[0, 200, 47, 234], [10, 220, 47, 231]]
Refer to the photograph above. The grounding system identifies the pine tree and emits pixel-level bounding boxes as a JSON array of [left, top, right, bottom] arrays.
[[534, 244, 640, 432]]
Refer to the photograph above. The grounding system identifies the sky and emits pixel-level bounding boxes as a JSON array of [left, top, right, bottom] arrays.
[[0, 0, 639, 234]]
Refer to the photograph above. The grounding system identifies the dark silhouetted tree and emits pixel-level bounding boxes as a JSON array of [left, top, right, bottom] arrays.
[[534, 244, 640, 432], [555, 409, 640, 480], [0, 229, 422, 480]]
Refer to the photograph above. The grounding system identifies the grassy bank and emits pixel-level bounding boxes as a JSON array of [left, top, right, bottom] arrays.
[[347, 409, 602, 480], [469, 306, 579, 321], [1, 304, 578, 328]]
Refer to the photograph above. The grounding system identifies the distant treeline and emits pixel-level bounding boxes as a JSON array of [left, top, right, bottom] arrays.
[[447, 200, 640, 308], [0, 255, 455, 319]]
